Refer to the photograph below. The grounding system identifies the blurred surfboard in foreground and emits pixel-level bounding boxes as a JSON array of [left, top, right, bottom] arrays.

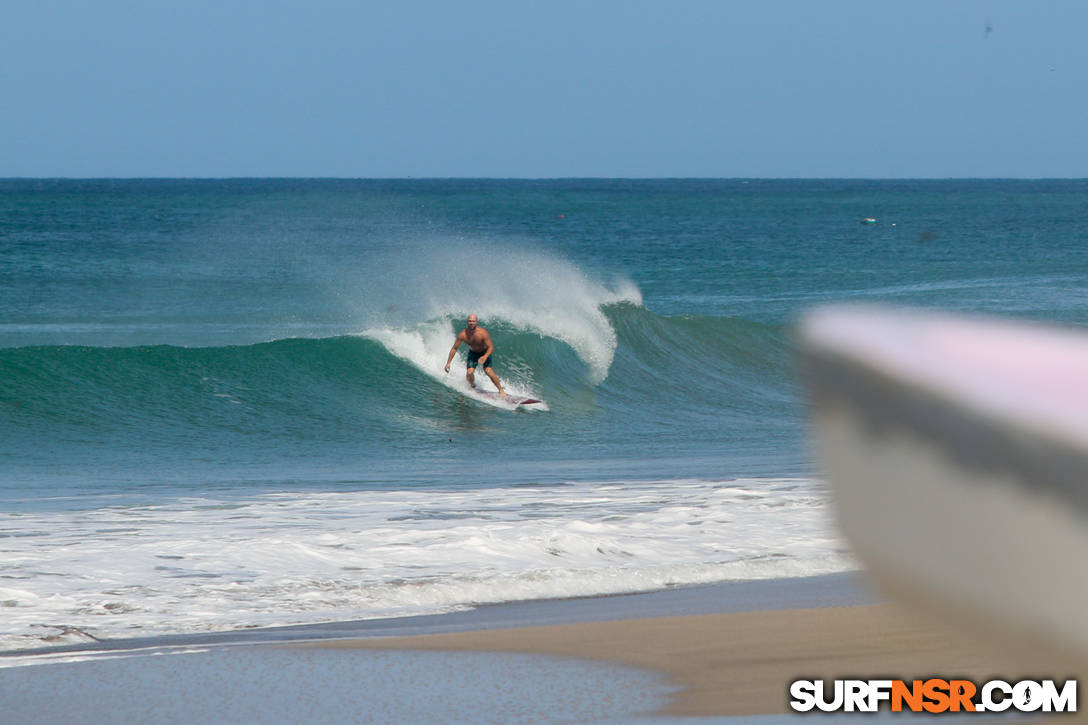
[[801, 305, 1088, 657]]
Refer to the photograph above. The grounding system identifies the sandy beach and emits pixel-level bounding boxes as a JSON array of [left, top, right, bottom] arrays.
[[312, 602, 1055, 718]]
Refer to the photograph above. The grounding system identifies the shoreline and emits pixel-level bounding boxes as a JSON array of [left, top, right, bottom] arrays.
[[0, 572, 870, 662], [5, 572, 1061, 721]]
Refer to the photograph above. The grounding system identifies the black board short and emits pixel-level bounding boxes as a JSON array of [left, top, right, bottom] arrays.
[[467, 349, 495, 370]]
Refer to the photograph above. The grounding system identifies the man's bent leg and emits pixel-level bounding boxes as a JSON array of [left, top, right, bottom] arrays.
[[483, 366, 505, 396], [466, 367, 476, 388]]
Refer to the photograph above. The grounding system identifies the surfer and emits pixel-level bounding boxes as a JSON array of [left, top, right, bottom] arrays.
[[444, 314, 506, 396]]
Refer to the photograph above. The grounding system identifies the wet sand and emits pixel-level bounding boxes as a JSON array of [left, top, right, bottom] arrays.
[[311, 603, 1071, 717]]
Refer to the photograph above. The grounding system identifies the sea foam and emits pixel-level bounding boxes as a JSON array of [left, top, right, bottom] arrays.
[[0, 478, 853, 654]]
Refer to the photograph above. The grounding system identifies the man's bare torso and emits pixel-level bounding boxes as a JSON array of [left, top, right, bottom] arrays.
[[459, 327, 491, 353]]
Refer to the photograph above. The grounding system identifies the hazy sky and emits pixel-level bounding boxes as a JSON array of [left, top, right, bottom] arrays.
[[4, 1, 1087, 177]]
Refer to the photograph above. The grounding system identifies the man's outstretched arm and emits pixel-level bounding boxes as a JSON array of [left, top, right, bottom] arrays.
[[444, 336, 462, 372]]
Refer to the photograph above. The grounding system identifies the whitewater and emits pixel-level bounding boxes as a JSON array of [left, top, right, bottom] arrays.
[[0, 478, 850, 655]]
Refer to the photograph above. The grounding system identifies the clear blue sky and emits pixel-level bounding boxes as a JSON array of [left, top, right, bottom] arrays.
[[4, 1, 1087, 177]]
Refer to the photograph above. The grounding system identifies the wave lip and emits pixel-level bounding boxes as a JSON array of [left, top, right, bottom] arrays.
[[402, 245, 642, 385]]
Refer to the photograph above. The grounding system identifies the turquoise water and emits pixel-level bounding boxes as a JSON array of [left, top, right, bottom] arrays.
[[6, 179, 1085, 491], [2, 178, 1087, 648]]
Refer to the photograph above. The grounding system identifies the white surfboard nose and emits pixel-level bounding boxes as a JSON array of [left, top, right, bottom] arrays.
[[801, 305, 1088, 660]]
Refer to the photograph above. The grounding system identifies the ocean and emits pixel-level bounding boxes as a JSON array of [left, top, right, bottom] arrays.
[[2, 178, 1087, 653]]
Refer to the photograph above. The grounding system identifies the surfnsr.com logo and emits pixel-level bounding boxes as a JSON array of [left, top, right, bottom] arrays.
[[789, 679, 1077, 714]]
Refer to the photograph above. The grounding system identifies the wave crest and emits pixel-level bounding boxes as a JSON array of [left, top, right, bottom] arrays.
[[365, 245, 642, 385]]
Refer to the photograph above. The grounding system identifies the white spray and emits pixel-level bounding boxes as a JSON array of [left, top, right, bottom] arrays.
[[359, 241, 641, 389]]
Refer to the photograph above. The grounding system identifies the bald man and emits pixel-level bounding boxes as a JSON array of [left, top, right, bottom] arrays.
[[445, 314, 506, 396]]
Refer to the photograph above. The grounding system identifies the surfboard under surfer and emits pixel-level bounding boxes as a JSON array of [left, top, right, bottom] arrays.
[[445, 314, 506, 396]]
